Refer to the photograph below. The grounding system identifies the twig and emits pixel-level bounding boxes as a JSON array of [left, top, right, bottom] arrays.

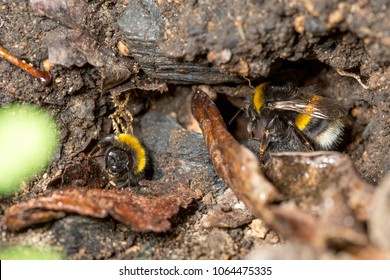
[[0, 45, 52, 86], [336, 68, 369, 90]]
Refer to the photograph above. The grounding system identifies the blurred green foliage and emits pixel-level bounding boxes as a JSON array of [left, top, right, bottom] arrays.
[[0, 104, 59, 195], [0, 245, 64, 260]]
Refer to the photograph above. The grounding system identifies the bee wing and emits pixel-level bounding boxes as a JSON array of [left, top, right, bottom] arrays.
[[269, 97, 348, 120]]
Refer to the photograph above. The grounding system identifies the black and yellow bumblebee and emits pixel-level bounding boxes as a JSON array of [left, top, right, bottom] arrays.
[[90, 133, 146, 188], [246, 82, 348, 162]]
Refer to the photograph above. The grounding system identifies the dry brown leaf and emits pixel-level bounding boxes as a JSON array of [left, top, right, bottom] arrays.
[[3, 179, 196, 232]]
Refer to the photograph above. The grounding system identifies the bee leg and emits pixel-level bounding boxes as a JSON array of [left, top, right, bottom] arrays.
[[259, 116, 277, 163], [113, 180, 127, 188], [88, 139, 112, 158], [247, 118, 262, 140], [287, 120, 314, 151], [88, 145, 101, 157], [228, 108, 244, 126], [259, 131, 271, 164], [247, 119, 256, 138], [88, 143, 105, 158], [128, 171, 132, 188], [117, 166, 132, 189]]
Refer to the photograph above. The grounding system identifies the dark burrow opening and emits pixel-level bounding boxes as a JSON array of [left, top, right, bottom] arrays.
[[214, 59, 359, 163]]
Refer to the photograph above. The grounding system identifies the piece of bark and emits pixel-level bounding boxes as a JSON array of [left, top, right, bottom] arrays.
[[118, 0, 244, 84], [31, 0, 132, 92], [3, 179, 196, 233]]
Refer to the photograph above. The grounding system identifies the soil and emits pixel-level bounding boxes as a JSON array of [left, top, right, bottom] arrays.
[[0, 0, 389, 260]]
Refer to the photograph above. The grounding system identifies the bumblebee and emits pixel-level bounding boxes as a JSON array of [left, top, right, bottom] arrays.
[[246, 82, 348, 162], [91, 133, 146, 188]]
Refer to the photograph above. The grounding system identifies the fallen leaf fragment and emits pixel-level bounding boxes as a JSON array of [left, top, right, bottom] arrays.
[[30, 0, 87, 29], [31, 0, 132, 92], [201, 205, 254, 229], [202, 189, 254, 229], [3, 180, 195, 232], [265, 151, 375, 220], [47, 154, 105, 189], [45, 28, 88, 68], [45, 27, 131, 92]]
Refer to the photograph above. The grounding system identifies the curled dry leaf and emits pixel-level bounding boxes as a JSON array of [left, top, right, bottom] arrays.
[[201, 189, 254, 229], [201, 205, 254, 229], [3, 179, 196, 233], [47, 153, 105, 190], [262, 151, 374, 247], [265, 151, 375, 220], [31, 0, 131, 92], [45, 28, 88, 68], [30, 0, 87, 29], [191, 89, 320, 242]]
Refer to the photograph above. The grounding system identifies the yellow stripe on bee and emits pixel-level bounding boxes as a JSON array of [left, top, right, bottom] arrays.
[[117, 134, 146, 174], [252, 82, 269, 113], [295, 95, 321, 130], [295, 113, 312, 131]]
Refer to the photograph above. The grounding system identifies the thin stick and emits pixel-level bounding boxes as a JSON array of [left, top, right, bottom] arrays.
[[0, 45, 52, 86], [336, 68, 369, 90]]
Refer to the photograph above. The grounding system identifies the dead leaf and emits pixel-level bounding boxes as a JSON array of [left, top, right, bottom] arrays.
[[3, 179, 195, 232], [201, 205, 254, 229], [265, 151, 375, 220], [31, 0, 132, 92]]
